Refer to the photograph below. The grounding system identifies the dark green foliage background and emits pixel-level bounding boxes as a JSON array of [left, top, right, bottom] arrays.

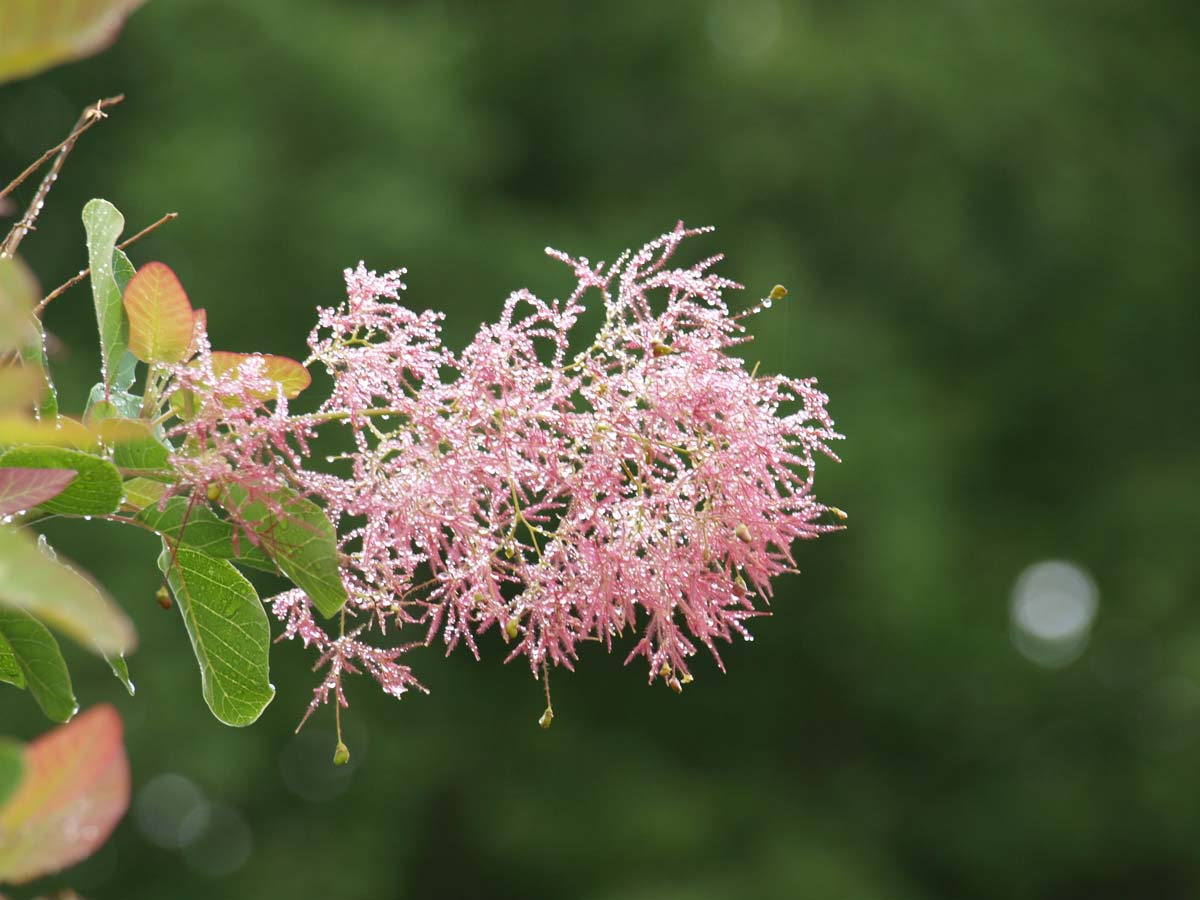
[[2, 1, 1199, 897]]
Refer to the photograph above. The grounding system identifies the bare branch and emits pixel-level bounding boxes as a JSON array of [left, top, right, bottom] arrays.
[[0, 95, 125, 259]]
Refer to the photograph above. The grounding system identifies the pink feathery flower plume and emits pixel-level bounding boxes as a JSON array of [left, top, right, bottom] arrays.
[[275, 222, 842, 718]]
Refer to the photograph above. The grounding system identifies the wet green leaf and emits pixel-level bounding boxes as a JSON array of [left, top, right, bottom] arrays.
[[0, 525, 135, 658], [0, 447, 121, 516], [220, 484, 347, 617], [158, 545, 275, 727], [82, 199, 128, 396], [0, 608, 76, 723]]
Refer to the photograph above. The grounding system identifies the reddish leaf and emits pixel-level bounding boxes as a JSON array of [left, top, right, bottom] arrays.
[[0, 0, 147, 85], [0, 468, 76, 517], [210, 351, 311, 400], [0, 705, 130, 884], [122, 262, 195, 364]]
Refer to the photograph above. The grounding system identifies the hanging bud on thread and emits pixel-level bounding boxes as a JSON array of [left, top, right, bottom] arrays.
[[332, 740, 350, 766]]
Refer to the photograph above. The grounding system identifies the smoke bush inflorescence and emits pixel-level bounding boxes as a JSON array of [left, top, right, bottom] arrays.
[[169, 223, 842, 719]]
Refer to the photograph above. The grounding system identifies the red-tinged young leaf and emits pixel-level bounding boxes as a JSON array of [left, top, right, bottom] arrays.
[[210, 351, 311, 400], [0, 468, 76, 517], [122, 261, 195, 364], [0, 0, 147, 85], [0, 705, 130, 884]]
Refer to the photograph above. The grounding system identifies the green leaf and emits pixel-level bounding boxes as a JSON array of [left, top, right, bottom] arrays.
[[0, 705, 129, 885], [0, 627, 23, 688], [0, 467, 76, 517], [118, 475, 164, 509], [85, 383, 140, 420], [0, 608, 76, 723], [0, 447, 121, 516], [0, 525, 136, 658], [17, 325, 59, 419], [158, 544, 275, 726], [122, 262, 195, 364], [0, 740, 23, 809], [220, 485, 348, 618], [131, 490, 275, 572], [104, 652, 135, 696], [82, 199, 129, 396], [99, 419, 170, 472]]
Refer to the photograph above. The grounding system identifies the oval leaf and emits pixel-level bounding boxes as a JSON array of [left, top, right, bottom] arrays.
[[0, 0, 147, 84], [0, 447, 121, 516], [158, 544, 275, 726], [0, 525, 136, 657], [0, 416, 99, 451], [134, 494, 275, 573], [122, 261, 195, 364], [0, 705, 130, 885], [0, 608, 76, 723], [82, 199, 128, 395], [219, 484, 347, 618], [0, 468, 76, 517], [210, 351, 311, 400]]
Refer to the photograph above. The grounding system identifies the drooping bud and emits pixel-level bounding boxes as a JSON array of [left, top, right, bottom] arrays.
[[155, 586, 172, 610], [768, 284, 788, 302], [538, 707, 554, 729], [505, 616, 520, 640], [735, 523, 752, 544], [332, 740, 351, 766], [206, 483, 221, 502]]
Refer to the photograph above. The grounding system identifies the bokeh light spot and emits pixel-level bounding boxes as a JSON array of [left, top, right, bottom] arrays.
[[1010, 559, 1099, 668]]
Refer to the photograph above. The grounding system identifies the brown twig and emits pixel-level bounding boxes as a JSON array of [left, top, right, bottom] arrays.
[[34, 211, 179, 316], [0, 95, 125, 259]]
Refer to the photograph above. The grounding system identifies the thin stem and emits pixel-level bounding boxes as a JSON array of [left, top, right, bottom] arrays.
[[1, 95, 124, 259], [538, 661, 554, 729], [0, 95, 124, 201]]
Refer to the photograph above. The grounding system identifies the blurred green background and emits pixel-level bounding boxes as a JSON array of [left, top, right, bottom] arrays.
[[3, 0, 1199, 897]]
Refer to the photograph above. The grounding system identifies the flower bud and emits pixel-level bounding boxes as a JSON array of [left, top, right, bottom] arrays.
[[538, 707, 554, 729], [768, 284, 788, 302], [735, 523, 752, 544], [505, 616, 520, 640], [206, 483, 221, 502], [332, 740, 351, 766], [155, 586, 172, 610]]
